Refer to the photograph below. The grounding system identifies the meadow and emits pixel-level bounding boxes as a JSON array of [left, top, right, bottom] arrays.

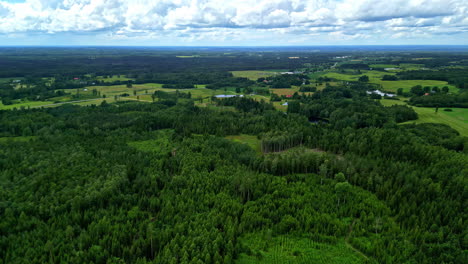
[[380, 99, 468, 137]]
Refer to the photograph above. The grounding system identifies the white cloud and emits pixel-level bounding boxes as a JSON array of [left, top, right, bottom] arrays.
[[0, 0, 466, 44]]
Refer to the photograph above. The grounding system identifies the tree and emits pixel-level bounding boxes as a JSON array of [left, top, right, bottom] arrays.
[[410, 85, 424, 96], [358, 75, 369, 82]]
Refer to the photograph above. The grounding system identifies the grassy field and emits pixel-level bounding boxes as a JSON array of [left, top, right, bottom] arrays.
[[318, 70, 457, 93], [374, 80, 458, 93], [380, 99, 468, 137], [231, 71, 276, 80], [236, 235, 366, 264], [225, 134, 262, 154], [0, 100, 56, 110]]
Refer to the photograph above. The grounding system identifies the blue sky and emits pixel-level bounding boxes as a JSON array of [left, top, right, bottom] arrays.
[[0, 0, 467, 46]]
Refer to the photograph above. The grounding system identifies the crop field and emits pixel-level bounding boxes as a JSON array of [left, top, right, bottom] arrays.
[[236, 235, 366, 264], [225, 134, 261, 154], [231, 70, 276, 80], [380, 99, 468, 136]]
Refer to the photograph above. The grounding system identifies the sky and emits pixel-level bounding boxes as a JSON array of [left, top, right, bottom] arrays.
[[0, 0, 467, 46]]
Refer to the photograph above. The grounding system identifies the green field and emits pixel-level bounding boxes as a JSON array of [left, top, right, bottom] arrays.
[[375, 80, 458, 93], [231, 71, 276, 80], [0, 100, 55, 110], [236, 235, 367, 264], [380, 99, 468, 137], [318, 70, 457, 93], [225, 134, 261, 154]]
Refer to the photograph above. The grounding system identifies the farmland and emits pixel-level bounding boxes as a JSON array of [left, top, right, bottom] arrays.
[[380, 99, 468, 136]]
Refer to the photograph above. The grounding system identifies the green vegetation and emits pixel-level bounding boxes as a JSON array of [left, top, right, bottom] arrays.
[[0, 48, 467, 264], [231, 71, 275, 80], [96, 75, 133, 82], [0, 136, 36, 142], [237, 235, 366, 264], [225, 134, 261, 154], [380, 99, 468, 136]]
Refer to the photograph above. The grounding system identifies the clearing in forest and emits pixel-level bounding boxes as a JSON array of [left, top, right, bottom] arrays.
[[225, 134, 262, 154], [236, 235, 367, 264]]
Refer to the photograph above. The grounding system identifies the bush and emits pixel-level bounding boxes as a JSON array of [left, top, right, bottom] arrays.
[[443, 108, 453, 112]]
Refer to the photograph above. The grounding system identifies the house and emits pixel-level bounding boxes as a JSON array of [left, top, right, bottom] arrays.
[[282, 102, 288, 106], [286, 95, 293, 98]]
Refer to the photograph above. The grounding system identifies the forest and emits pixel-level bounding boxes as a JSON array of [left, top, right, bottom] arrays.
[[0, 47, 467, 264]]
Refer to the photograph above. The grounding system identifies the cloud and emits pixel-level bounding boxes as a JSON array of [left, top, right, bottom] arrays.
[[0, 0, 466, 44]]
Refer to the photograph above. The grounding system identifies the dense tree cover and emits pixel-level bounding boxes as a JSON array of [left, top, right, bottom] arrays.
[[409, 91, 468, 108], [1, 48, 468, 263], [0, 48, 335, 78], [0, 93, 466, 263], [381, 75, 398, 81], [401, 123, 466, 151], [285, 85, 418, 128]]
